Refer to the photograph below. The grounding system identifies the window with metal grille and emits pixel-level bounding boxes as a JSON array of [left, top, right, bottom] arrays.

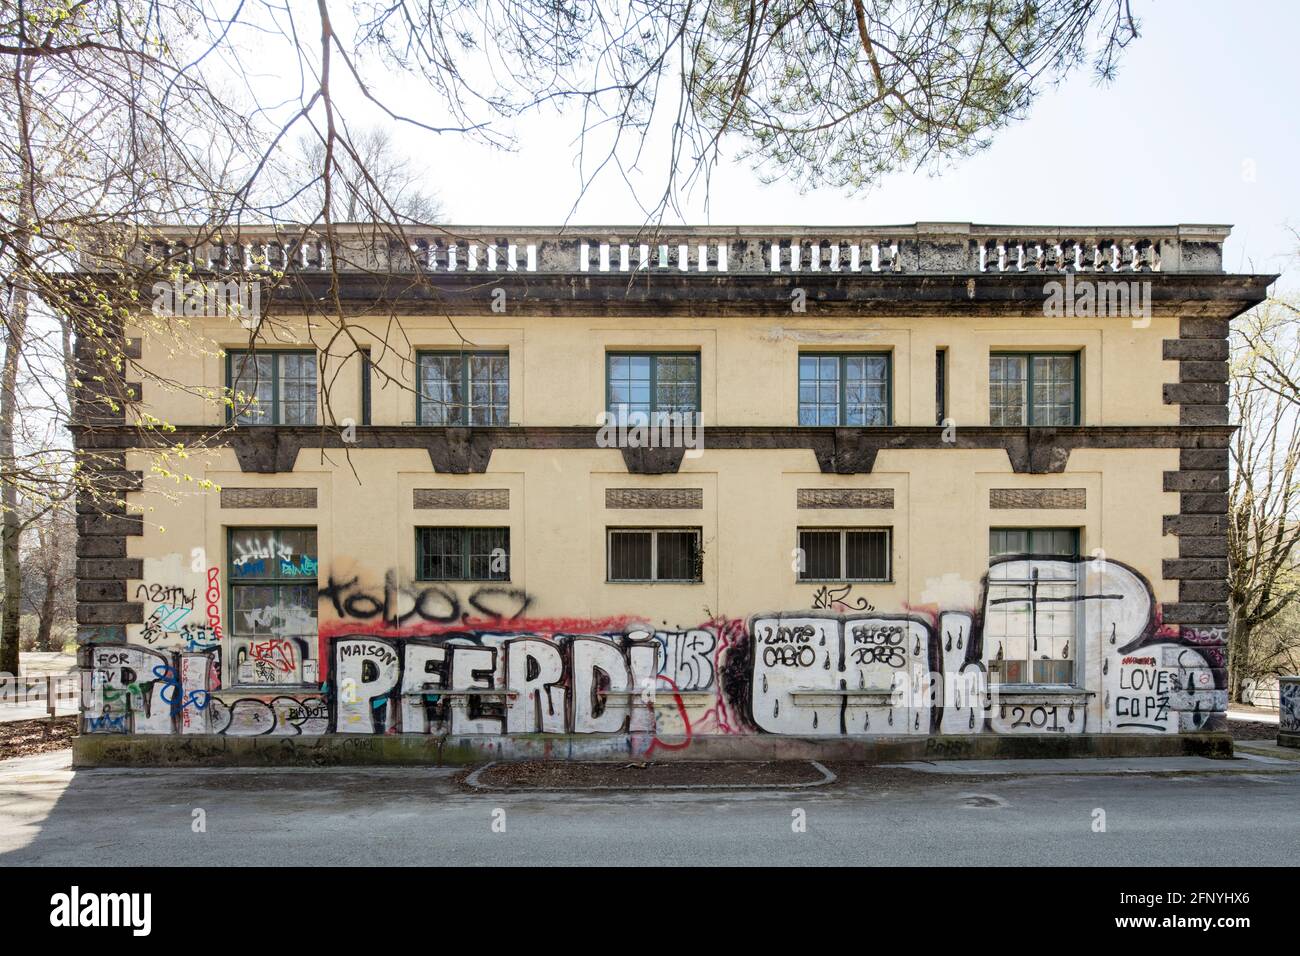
[[798, 353, 891, 426], [227, 350, 317, 425], [796, 528, 890, 582], [417, 351, 509, 425], [606, 353, 700, 421], [607, 528, 701, 582], [986, 528, 1080, 685], [228, 527, 318, 686], [989, 352, 1079, 426], [416, 527, 510, 581]]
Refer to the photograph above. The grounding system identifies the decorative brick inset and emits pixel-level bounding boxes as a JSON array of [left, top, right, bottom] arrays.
[[220, 487, 318, 509], [796, 488, 894, 509], [605, 488, 703, 510], [414, 488, 510, 510], [989, 488, 1085, 510]]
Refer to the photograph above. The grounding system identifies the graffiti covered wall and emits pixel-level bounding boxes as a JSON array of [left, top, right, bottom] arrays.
[[79, 554, 1227, 747]]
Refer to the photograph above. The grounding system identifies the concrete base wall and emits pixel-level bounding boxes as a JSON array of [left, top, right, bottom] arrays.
[[71, 731, 1234, 768]]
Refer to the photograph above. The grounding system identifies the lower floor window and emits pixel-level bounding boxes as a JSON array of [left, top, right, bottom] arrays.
[[417, 527, 510, 581], [228, 528, 318, 686], [986, 528, 1079, 684], [607, 528, 701, 582], [797, 528, 890, 582]]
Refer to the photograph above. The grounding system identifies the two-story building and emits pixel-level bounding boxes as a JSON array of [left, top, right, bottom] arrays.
[[70, 223, 1272, 763]]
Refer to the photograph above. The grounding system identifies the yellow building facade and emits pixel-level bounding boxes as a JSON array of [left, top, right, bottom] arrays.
[[71, 224, 1271, 761]]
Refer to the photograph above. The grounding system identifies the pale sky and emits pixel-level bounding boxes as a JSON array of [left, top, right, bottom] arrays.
[[365, 0, 1298, 286]]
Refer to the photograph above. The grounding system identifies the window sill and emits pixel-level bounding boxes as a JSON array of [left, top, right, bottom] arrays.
[[989, 684, 1094, 698], [605, 579, 703, 586], [798, 579, 892, 585]]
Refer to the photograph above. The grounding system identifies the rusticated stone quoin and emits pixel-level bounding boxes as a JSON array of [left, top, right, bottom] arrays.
[[1159, 306, 1232, 722]]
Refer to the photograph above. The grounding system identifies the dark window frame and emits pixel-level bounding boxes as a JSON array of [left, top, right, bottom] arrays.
[[606, 526, 703, 583], [415, 349, 510, 426], [604, 351, 702, 419], [935, 348, 947, 425], [797, 351, 893, 427], [989, 351, 1081, 427], [226, 526, 318, 688], [360, 348, 372, 426], [986, 526, 1082, 686], [796, 527, 892, 583], [415, 526, 511, 582], [225, 349, 317, 425]]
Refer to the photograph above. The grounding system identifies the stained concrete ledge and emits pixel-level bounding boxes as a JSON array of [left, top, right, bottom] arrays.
[[1279, 732, 1299, 749], [71, 732, 1234, 768]]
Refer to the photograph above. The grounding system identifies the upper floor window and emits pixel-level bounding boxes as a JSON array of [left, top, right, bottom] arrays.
[[227, 350, 317, 425], [606, 353, 700, 420], [989, 352, 1079, 426], [986, 528, 1079, 685], [798, 353, 890, 426], [417, 351, 509, 425], [416, 527, 510, 581], [797, 527, 890, 582]]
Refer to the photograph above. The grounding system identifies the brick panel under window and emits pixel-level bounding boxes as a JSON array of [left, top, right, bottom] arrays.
[[989, 488, 1086, 510], [413, 489, 510, 510], [797, 489, 894, 509], [605, 488, 703, 510], [221, 487, 318, 509]]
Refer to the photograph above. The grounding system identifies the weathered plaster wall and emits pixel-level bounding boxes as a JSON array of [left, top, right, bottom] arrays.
[[74, 307, 1229, 750]]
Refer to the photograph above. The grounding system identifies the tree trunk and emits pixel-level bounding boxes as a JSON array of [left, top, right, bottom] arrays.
[[36, 569, 55, 652], [0, 45, 35, 677], [1227, 615, 1254, 704]]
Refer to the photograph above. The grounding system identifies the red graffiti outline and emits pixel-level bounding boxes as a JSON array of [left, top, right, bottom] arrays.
[[315, 615, 640, 681], [642, 673, 692, 757]]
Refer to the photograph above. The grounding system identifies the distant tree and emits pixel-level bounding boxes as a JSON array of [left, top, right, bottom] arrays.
[[290, 128, 443, 224], [1228, 297, 1300, 701], [21, 505, 76, 652]]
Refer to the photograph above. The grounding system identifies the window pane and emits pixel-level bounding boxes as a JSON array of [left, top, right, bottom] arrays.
[[798, 355, 841, 426], [608, 354, 698, 417], [418, 527, 466, 580], [655, 531, 698, 581], [609, 531, 652, 581], [798, 530, 840, 580], [227, 527, 318, 687], [465, 527, 510, 581], [1031, 355, 1076, 426], [419, 354, 464, 424], [987, 527, 1078, 684], [989, 355, 1027, 426], [278, 354, 317, 425], [607, 354, 652, 417], [845, 530, 889, 580], [467, 354, 509, 425], [230, 353, 274, 424]]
